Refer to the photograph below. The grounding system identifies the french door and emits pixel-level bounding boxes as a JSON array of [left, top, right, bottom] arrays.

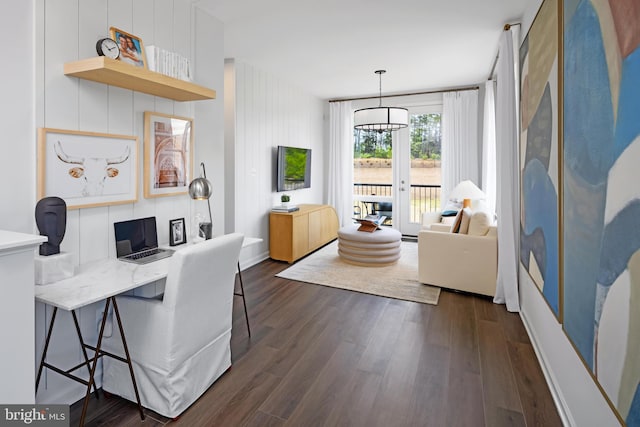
[[395, 106, 443, 236], [353, 104, 442, 236]]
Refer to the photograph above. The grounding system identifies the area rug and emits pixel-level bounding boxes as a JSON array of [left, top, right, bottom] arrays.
[[276, 240, 440, 305]]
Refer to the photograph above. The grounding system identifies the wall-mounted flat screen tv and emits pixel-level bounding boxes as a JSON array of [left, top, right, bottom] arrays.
[[276, 145, 311, 192]]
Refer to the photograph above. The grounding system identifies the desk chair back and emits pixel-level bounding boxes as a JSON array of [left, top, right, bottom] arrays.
[[163, 233, 244, 361]]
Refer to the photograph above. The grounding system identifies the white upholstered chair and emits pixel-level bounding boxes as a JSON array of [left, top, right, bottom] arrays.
[[418, 211, 497, 297], [101, 232, 244, 418]]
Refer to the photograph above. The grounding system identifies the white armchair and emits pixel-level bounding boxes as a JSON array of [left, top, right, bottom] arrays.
[[418, 211, 497, 297], [101, 233, 244, 418]]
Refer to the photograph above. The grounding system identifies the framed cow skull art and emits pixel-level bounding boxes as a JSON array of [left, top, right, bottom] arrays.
[[37, 128, 139, 209]]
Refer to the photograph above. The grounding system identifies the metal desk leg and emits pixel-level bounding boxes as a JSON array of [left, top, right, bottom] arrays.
[[78, 299, 110, 426], [71, 311, 99, 398], [235, 262, 251, 337], [79, 297, 145, 426], [35, 307, 58, 391], [111, 297, 145, 421]]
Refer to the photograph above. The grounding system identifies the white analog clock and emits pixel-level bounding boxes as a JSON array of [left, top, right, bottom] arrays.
[[96, 38, 120, 59]]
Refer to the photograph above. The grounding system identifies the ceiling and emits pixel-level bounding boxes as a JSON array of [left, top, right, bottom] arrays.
[[196, 0, 527, 100]]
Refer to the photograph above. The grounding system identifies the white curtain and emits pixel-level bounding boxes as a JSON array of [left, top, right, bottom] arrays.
[[482, 80, 497, 216], [494, 27, 521, 312], [441, 90, 479, 203], [328, 101, 354, 226]]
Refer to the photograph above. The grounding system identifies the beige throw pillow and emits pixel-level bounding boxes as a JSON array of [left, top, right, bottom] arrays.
[[458, 208, 472, 234], [468, 211, 492, 236]]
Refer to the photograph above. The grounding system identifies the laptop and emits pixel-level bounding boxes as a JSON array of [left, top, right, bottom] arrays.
[[114, 217, 174, 264]]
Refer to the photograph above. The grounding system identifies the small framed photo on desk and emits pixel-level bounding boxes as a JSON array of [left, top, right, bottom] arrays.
[[169, 218, 186, 246]]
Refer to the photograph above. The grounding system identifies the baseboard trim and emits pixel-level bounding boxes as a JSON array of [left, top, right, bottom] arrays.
[[519, 310, 574, 427], [239, 251, 269, 271]]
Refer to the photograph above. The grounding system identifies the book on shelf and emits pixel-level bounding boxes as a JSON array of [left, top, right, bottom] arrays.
[[272, 205, 299, 212], [352, 215, 387, 232]]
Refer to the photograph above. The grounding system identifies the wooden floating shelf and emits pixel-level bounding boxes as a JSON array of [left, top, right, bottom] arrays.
[[64, 57, 216, 102]]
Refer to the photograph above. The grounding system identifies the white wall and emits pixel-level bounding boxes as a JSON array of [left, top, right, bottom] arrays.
[[29, 0, 224, 405], [0, 0, 37, 405], [518, 1, 619, 425], [1, 1, 36, 234], [225, 60, 325, 268]]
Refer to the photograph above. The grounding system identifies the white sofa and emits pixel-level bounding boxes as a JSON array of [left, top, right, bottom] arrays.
[[418, 211, 497, 297]]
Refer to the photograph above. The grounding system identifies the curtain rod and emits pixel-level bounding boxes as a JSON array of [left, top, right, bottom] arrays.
[[328, 85, 479, 103], [488, 22, 521, 80]]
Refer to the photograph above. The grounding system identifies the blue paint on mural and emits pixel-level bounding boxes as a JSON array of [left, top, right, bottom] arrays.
[[563, 0, 613, 370], [563, 2, 614, 184], [629, 385, 640, 426], [523, 160, 559, 314], [598, 200, 640, 287]]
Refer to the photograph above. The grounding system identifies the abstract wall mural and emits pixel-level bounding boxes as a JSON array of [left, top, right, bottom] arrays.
[[563, 0, 640, 424], [519, 0, 560, 318]]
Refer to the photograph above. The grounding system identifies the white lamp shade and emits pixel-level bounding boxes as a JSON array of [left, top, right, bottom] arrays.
[[449, 180, 485, 201], [354, 107, 409, 132]]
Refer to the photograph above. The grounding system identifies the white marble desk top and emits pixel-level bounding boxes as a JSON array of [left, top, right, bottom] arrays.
[[35, 257, 171, 311], [35, 236, 263, 311]]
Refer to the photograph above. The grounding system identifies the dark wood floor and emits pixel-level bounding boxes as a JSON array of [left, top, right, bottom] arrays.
[[71, 256, 562, 427]]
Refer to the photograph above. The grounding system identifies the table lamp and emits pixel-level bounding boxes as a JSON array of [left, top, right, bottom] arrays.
[[188, 162, 213, 239], [449, 180, 485, 209]]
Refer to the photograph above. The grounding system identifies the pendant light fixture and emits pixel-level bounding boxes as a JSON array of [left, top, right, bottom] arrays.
[[354, 70, 408, 133]]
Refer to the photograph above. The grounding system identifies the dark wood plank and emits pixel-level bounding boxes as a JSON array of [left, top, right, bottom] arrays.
[[494, 407, 527, 427], [508, 340, 563, 427], [406, 343, 450, 427], [474, 293, 501, 322], [366, 320, 437, 427], [257, 304, 349, 419], [444, 291, 485, 426], [355, 299, 407, 375], [283, 340, 363, 426], [69, 393, 167, 427], [478, 319, 524, 426], [320, 369, 383, 426], [244, 410, 286, 427]]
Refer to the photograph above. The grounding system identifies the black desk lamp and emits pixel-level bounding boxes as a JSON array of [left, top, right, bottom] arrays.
[[188, 162, 213, 239]]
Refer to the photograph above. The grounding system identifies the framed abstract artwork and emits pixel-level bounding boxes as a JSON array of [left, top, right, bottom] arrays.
[[562, 0, 640, 424], [519, 0, 561, 319], [143, 112, 194, 198], [37, 128, 138, 209]]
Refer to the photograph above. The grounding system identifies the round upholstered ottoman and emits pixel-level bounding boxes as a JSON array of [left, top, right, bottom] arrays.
[[337, 224, 402, 266]]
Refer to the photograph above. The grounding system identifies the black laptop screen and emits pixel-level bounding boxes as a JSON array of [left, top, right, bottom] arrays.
[[114, 217, 159, 257]]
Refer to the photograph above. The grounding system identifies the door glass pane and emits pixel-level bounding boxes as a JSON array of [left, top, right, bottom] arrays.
[[409, 113, 442, 222], [353, 130, 392, 224]]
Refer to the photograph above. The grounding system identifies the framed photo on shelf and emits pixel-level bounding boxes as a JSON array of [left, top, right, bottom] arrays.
[[109, 26, 146, 68], [37, 128, 138, 209], [169, 218, 186, 246], [143, 111, 194, 198]]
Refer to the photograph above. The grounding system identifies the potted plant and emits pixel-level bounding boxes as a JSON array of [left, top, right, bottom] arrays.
[[281, 194, 290, 207]]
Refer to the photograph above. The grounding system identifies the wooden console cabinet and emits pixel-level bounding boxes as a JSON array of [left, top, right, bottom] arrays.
[[269, 204, 339, 263]]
